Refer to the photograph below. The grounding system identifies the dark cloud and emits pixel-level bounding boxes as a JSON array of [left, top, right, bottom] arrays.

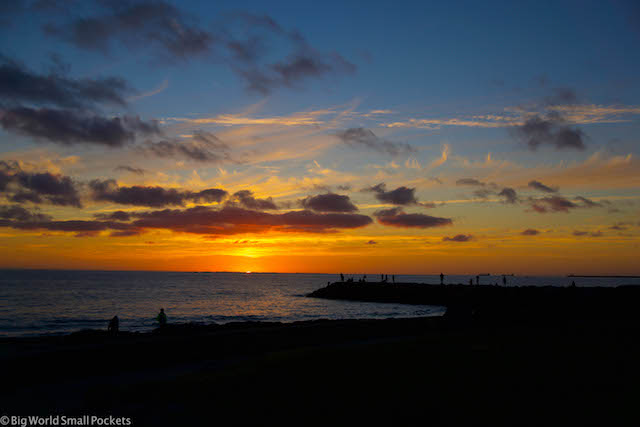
[[94, 210, 131, 221], [0, 162, 82, 207], [109, 230, 141, 237], [44, 1, 213, 60], [232, 190, 278, 210], [366, 240, 377, 245], [41, 3, 355, 94], [363, 183, 420, 206], [89, 179, 228, 207], [0, 205, 51, 222], [115, 165, 145, 175], [456, 178, 485, 186], [241, 50, 355, 94], [609, 222, 628, 231], [442, 234, 473, 242], [529, 195, 603, 213], [573, 230, 603, 237], [131, 205, 372, 235], [0, 56, 129, 109], [374, 207, 452, 229], [529, 196, 577, 213], [336, 184, 352, 191], [145, 131, 229, 163], [521, 228, 540, 236], [0, 217, 138, 236], [335, 128, 415, 156], [575, 196, 602, 208], [528, 180, 557, 193], [0, 107, 159, 147], [498, 187, 518, 204], [299, 193, 357, 213], [544, 87, 579, 106], [514, 113, 585, 151]]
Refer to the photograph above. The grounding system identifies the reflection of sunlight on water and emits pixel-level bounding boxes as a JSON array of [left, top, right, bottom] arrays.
[[0, 271, 446, 336], [4, 271, 636, 337]]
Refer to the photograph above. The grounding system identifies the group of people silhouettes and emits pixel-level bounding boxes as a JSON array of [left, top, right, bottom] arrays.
[[340, 273, 396, 283], [107, 308, 167, 335]]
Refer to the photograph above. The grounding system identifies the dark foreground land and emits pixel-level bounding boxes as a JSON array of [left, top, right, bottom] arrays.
[[2, 284, 640, 426]]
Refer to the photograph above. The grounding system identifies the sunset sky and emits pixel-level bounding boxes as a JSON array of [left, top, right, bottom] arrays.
[[1, 0, 639, 274]]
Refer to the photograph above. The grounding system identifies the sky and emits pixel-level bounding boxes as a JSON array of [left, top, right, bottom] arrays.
[[0, 0, 639, 274]]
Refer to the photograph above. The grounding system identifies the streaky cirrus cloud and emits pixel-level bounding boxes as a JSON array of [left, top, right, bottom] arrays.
[[144, 131, 229, 162], [373, 207, 452, 228], [299, 193, 358, 213], [334, 128, 415, 156]]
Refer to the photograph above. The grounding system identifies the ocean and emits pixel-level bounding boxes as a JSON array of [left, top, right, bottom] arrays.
[[1, 270, 639, 337]]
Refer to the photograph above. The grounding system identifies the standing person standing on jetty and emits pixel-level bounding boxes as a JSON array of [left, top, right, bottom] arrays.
[[440, 273, 444, 285], [157, 308, 167, 327], [469, 278, 473, 286], [108, 315, 119, 335], [476, 275, 480, 285], [340, 273, 344, 282], [502, 276, 507, 286]]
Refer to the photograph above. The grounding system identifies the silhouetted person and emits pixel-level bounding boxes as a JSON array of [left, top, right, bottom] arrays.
[[571, 281, 576, 287], [340, 273, 344, 282], [440, 273, 444, 285], [381, 274, 384, 282], [108, 315, 119, 335], [157, 308, 167, 327], [363, 275, 367, 282], [503, 276, 507, 286], [476, 275, 479, 285], [392, 275, 395, 283], [469, 278, 473, 286]]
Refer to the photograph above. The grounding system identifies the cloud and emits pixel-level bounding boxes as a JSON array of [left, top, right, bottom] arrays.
[[94, 210, 131, 221], [334, 128, 415, 156], [131, 205, 372, 235], [299, 193, 358, 213], [44, 1, 213, 60], [0, 216, 139, 237], [89, 179, 228, 207], [0, 55, 130, 109], [0, 161, 82, 207], [529, 196, 577, 213], [513, 113, 585, 151], [374, 207, 452, 229], [144, 131, 229, 162], [521, 228, 540, 236], [0, 205, 51, 222], [42, 3, 355, 94], [366, 240, 377, 244], [575, 196, 602, 208], [528, 180, 557, 193], [0, 107, 159, 147], [573, 230, 603, 237], [115, 165, 146, 175], [442, 234, 473, 242], [498, 187, 518, 204], [456, 178, 486, 186], [231, 190, 278, 210], [363, 183, 420, 206], [528, 195, 604, 213]]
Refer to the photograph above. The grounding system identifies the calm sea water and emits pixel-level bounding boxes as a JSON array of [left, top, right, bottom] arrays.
[[1, 270, 638, 337]]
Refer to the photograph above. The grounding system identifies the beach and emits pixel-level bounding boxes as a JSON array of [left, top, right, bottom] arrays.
[[3, 281, 640, 426]]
